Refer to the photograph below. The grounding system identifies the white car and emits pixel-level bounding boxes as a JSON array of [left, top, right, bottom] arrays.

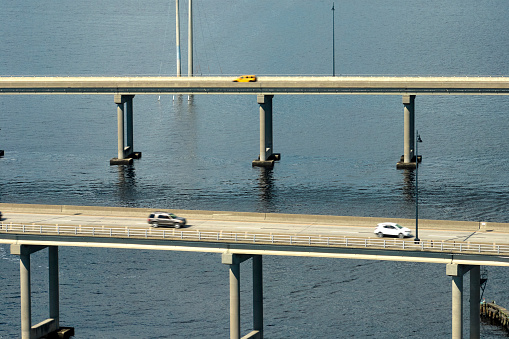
[[374, 222, 412, 239]]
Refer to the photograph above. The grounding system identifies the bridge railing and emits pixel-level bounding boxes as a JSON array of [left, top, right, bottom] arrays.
[[1, 223, 508, 255]]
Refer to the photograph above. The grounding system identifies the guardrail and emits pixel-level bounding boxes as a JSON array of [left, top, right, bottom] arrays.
[[1, 223, 509, 255]]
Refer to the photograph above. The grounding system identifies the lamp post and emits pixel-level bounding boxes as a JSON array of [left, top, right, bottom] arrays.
[[332, 2, 335, 76], [414, 131, 423, 243]]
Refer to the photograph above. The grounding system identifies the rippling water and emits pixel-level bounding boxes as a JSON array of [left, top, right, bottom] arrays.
[[1, 1, 509, 337]]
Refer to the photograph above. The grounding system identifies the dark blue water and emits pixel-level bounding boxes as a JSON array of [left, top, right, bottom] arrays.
[[1, 1, 509, 337]]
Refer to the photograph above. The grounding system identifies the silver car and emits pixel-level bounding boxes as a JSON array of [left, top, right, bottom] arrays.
[[148, 212, 186, 228]]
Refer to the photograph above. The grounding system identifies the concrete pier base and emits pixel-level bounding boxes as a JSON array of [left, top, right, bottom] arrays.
[[110, 158, 133, 165], [396, 155, 422, 169], [252, 153, 281, 168]]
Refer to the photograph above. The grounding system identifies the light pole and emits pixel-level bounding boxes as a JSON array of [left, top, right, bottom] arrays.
[[332, 2, 335, 76], [414, 131, 423, 243]]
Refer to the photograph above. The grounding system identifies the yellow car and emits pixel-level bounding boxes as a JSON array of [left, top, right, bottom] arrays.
[[233, 75, 257, 82]]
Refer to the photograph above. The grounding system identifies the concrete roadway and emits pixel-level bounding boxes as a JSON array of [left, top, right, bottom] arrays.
[[2, 211, 508, 245]]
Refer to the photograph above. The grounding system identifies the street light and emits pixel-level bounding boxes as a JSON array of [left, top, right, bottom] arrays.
[[414, 131, 423, 243]]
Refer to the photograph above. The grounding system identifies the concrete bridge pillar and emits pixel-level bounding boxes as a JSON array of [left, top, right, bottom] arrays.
[[252, 255, 263, 338], [446, 264, 480, 339], [19, 247, 32, 339], [222, 253, 263, 339], [11, 245, 73, 339], [469, 266, 480, 339], [110, 94, 141, 165], [49, 246, 59, 329], [253, 95, 280, 168], [397, 95, 420, 169]]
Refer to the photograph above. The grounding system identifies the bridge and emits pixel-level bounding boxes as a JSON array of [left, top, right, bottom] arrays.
[[1, 203, 509, 339], [1, 75, 509, 166], [2, 75, 509, 95]]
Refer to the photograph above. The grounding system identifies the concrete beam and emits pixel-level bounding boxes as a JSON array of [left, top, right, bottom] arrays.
[[222, 253, 252, 265], [11, 244, 47, 255]]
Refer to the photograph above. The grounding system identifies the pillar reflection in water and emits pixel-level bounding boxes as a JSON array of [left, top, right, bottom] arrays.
[[257, 167, 275, 212], [401, 169, 416, 203], [116, 165, 137, 204]]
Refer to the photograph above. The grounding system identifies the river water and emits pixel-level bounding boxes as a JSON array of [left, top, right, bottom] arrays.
[[1, 1, 509, 337]]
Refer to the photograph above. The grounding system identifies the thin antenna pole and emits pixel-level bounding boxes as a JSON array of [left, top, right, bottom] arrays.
[[176, 0, 181, 77], [332, 2, 335, 76], [188, 0, 193, 77]]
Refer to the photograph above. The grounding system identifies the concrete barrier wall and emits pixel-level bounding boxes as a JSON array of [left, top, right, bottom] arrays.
[[1, 203, 508, 232]]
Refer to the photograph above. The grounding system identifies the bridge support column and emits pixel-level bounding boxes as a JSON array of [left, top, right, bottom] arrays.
[[110, 94, 141, 165], [222, 253, 263, 339], [19, 247, 32, 339], [397, 95, 421, 169], [252, 255, 263, 338], [253, 95, 280, 168], [446, 264, 480, 339], [469, 266, 480, 339], [11, 245, 74, 339], [49, 246, 59, 329]]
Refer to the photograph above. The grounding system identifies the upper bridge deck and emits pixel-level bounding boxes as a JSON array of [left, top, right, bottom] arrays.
[[2, 76, 509, 95]]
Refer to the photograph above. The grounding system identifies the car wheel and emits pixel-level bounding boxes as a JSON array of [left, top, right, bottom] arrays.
[[152, 222, 158, 228], [398, 233, 405, 239], [376, 232, 384, 238], [174, 223, 181, 229]]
